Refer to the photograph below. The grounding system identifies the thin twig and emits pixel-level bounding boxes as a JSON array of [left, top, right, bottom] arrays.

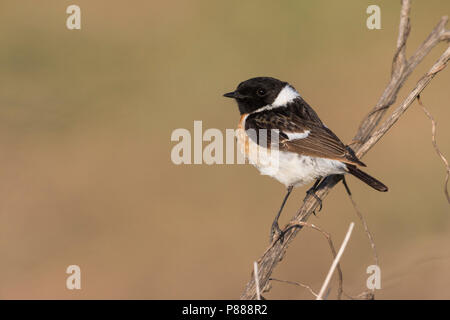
[[441, 30, 450, 41], [354, 13, 448, 144], [269, 278, 319, 298], [417, 95, 450, 204], [342, 178, 379, 267], [357, 45, 450, 158], [341, 178, 378, 300], [317, 222, 355, 300], [282, 220, 344, 299], [253, 262, 261, 300], [391, 0, 411, 78], [343, 290, 375, 300]]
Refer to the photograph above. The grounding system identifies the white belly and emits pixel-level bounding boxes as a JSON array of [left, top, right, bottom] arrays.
[[262, 150, 347, 187], [236, 127, 347, 188]]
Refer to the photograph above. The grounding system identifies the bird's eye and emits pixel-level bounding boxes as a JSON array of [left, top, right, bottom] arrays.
[[256, 88, 266, 96]]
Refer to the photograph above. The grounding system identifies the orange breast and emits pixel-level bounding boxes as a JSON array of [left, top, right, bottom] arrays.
[[237, 113, 250, 157]]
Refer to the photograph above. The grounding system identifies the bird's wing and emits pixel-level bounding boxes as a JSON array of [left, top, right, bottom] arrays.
[[288, 96, 325, 125], [245, 110, 365, 167]]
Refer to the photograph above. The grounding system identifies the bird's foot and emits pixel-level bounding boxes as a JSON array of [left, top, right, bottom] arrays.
[[304, 186, 323, 215], [270, 221, 284, 243]]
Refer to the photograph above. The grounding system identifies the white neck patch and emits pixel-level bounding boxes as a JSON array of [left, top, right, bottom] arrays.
[[272, 85, 300, 107], [251, 84, 300, 114]]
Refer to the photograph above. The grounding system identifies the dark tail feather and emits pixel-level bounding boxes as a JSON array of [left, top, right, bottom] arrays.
[[347, 165, 388, 192]]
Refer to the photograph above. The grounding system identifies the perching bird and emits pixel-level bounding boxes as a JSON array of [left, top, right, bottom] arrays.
[[224, 77, 387, 240]]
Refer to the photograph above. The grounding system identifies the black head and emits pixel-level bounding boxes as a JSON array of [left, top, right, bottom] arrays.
[[223, 77, 290, 114]]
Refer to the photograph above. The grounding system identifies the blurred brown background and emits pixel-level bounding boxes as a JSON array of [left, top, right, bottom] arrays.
[[0, 0, 449, 299]]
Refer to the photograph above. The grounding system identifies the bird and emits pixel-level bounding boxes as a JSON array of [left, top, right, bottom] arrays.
[[223, 77, 388, 241]]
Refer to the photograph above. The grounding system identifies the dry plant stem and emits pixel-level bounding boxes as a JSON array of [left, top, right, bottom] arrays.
[[346, 191, 379, 267], [269, 278, 319, 298], [281, 221, 344, 299], [343, 178, 379, 271], [253, 262, 261, 300], [353, 11, 448, 146], [417, 96, 450, 204], [256, 221, 344, 299], [317, 222, 354, 300], [357, 45, 450, 158], [241, 0, 450, 300], [442, 31, 450, 41]]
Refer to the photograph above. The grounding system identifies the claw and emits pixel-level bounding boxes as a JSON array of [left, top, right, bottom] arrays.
[[304, 178, 323, 214], [270, 221, 282, 242], [307, 189, 323, 211]]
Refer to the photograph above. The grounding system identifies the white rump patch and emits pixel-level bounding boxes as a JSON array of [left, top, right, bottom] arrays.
[[285, 130, 310, 140], [272, 85, 300, 107]]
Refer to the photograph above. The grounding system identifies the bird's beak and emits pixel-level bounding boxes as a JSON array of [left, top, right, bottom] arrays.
[[223, 91, 237, 98], [224, 91, 247, 99]]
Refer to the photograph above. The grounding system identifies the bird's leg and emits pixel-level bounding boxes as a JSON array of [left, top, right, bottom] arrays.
[[304, 178, 323, 214], [273, 179, 326, 243], [270, 186, 293, 242], [341, 175, 352, 196]]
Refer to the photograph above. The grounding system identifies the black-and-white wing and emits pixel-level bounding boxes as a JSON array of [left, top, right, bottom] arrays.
[[245, 107, 365, 167]]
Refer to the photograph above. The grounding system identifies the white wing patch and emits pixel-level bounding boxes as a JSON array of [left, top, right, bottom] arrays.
[[285, 130, 310, 140]]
